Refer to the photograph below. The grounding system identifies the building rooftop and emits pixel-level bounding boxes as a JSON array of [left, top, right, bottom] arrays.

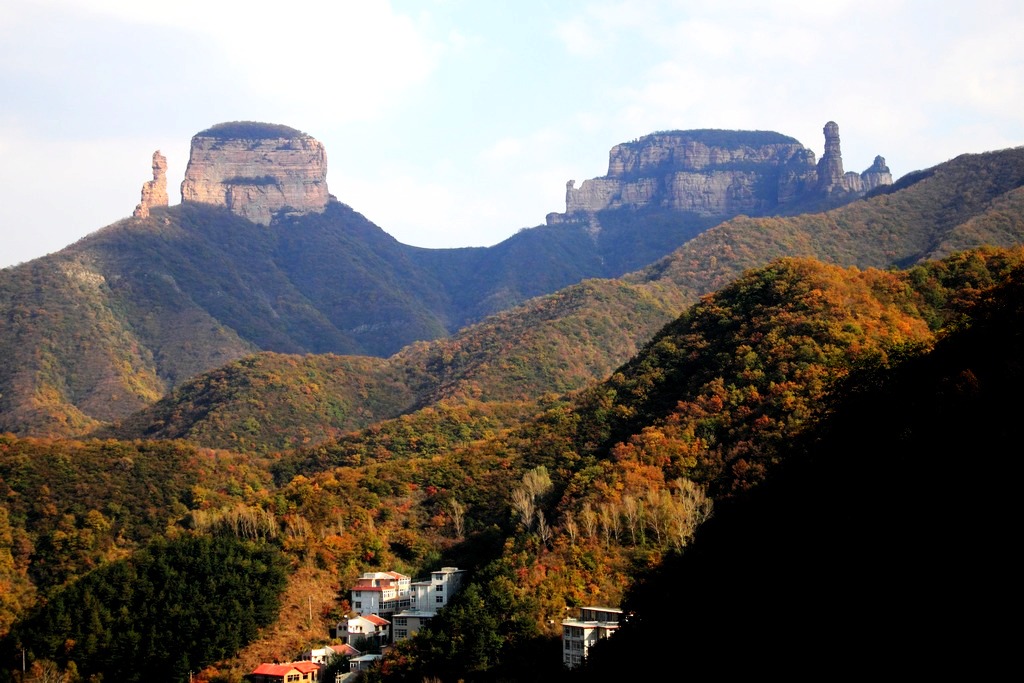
[[250, 661, 321, 676]]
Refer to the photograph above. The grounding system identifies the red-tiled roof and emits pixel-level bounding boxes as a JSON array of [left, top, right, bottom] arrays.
[[250, 663, 293, 676], [250, 661, 321, 677], [364, 614, 390, 626]]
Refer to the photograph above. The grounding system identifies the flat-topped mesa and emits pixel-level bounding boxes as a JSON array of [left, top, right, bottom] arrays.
[[180, 121, 329, 225], [556, 130, 816, 219], [133, 150, 169, 219], [548, 122, 892, 223]]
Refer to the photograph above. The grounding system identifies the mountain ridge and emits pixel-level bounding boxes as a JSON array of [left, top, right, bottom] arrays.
[[92, 146, 1024, 454], [0, 123, 896, 437]]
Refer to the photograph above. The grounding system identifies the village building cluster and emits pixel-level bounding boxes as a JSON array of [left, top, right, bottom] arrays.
[[245, 564, 622, 679], [244, 567, 467, 682]]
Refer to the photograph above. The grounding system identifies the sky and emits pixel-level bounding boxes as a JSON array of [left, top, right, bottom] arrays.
[[2, 0, 1023, 269]]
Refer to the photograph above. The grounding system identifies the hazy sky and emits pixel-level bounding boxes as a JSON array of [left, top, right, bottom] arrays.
[[2, 0, 1022, 269]]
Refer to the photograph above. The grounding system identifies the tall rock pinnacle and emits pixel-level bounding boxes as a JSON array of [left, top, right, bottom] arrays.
[[133, 150, 169, 219], [816, 121, 846, 193], [179, 121, 330, 225], [815, 121, 893, 196]]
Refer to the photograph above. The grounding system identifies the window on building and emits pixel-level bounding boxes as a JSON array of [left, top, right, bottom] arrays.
[[395, 617, 407, 626], [354, 602, 361, 609], [436, 596, 444, 603], [396, 629, 407, 639], [435, 585, 444, 591]]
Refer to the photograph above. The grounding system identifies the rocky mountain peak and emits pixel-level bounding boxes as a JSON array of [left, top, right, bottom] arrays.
[[179, 121, 330, 225], [548, 122, 893, 223], [132, 150, 169, 219], [816, 121, 892, 195]]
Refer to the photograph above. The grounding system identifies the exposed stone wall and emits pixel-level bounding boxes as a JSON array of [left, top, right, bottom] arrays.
[[180, 129, 329, 225]]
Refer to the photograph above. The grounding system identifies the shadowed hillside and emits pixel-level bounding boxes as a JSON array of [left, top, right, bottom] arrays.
[[578, 257, 1024, 679]]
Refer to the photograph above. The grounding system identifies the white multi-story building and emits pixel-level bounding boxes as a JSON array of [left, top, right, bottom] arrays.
[[392, 566, 467, 642], [349, 571, 411, 615], [391, 610, 436, 642], [561, 606, 623, 669], [337, 614, 391, 648], [409, 566, 465, 614]]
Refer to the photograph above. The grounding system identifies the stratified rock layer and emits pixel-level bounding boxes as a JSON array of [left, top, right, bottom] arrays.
[[550, 122, 892, 222], [180, 122, 329, 225], [133, 150, 169, 219]]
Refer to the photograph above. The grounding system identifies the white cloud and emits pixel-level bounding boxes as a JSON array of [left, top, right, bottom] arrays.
[[27, 0, 442, 127], [554, 18, 601, 58], [482, 138, 525, 162]]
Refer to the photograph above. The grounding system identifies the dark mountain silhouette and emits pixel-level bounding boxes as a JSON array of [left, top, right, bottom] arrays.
[[577, 260, 1024, 679]]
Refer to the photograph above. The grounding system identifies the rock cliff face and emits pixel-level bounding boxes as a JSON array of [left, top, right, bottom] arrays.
[[180, 122, 329, 225], [133, 150, 169, 219], [549, 122, 891, 223]]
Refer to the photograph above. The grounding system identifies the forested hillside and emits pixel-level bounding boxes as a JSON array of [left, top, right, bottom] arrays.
[[90, 147, 1024, 457], [0, 196, 723, 438], [4, 146, 1021, 441], [3, 130, 1024, 682], [579, 253, 1024, 679], [4, 245, 1022, 681], [99, 277, 683, 453]]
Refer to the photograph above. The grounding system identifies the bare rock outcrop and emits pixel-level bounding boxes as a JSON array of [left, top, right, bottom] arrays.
[[559, 131, 814, 218], [548, 122, 892, 224], [860, 155, 893, 193], [180, 122, 329, 225], [133, 150, 169, 219], [816, 121, 893, 196]]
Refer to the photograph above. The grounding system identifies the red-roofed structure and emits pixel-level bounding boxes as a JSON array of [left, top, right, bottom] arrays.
[[246, 660, 321, 683], [337, 614, 391, 647], [350, 571, 411, 615]]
